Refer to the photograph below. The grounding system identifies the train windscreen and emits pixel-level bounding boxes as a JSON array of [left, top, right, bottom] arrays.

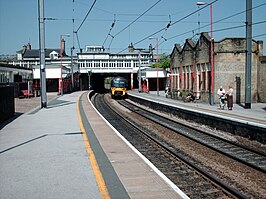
[[112, 80, 126, 88]]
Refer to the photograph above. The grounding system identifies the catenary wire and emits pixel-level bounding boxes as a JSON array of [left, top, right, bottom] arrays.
[[120, 1, 266, 53], [212, 21, 266, 34], [74, 0, 97, 52], [76, 0, 97, 33], [159, 2, 266, 46], [102, 15, 116, 47], [116, 0, 219, 53], [112, 0, 162, 38]]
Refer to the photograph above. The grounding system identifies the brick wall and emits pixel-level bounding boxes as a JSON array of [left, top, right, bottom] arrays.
[[170, 33, 265, 103]]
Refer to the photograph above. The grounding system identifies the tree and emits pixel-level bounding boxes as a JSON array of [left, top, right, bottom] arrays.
[[151, 53, 170, 69]]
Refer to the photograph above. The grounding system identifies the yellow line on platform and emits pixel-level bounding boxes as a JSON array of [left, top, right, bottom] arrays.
[[77, 95, 110, 199]]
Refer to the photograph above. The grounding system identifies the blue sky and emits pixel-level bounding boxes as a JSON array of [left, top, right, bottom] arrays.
[[0, 0, 265, 55]]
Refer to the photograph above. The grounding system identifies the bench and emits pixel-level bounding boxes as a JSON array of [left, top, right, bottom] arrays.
[[20, 90, 34, 98]]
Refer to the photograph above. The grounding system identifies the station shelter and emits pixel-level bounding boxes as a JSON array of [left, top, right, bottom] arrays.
[[138, 67, 167, 93]]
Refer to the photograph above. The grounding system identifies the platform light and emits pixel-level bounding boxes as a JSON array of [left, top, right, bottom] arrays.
[[149, 37, 159, 96]]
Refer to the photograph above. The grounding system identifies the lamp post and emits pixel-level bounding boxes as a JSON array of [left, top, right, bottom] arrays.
[[196, 1, 214, 105], [197, 2, 205, 36], [138, 50, 142, 92], [134, 47, 146, 92], [149, 37, 159, 96], [59, 34, 70, 95], [71, 46, 74, 91]]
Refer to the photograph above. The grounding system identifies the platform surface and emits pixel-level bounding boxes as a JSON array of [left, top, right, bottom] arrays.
[[0, 91, 188, 199], [0, 91, 103, 199]]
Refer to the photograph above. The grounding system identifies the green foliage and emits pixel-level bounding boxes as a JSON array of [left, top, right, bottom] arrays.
[[167, 91, 172, 96], [151, 53, 170, 69], [179, 91, 189, 97]]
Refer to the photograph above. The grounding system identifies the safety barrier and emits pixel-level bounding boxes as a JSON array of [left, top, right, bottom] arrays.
[[0, 85, 15, 123]]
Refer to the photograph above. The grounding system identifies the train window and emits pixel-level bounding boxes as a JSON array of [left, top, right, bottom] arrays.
[[112, 81, 125, 87]]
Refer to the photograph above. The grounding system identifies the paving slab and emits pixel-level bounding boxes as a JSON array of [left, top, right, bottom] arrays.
[[0, 92, 101, 199]]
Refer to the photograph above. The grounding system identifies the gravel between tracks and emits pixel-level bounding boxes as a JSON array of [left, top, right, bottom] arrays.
[[106, 95, 266, 199]]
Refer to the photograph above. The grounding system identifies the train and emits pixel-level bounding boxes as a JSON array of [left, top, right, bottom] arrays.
[[110, 77, 128, 98]]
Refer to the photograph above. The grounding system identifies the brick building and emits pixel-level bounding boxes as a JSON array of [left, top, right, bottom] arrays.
[[170, 32, 266, 103]]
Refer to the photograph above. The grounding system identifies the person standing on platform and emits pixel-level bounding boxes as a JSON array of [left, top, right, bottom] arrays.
[[226, 86, 234, 110], [217, 86, 226, 109]]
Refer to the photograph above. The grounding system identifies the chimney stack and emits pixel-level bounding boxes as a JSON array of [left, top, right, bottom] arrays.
[[128, 42, 134, 53], [26, 43, 31, 50], [61, 38, 66, 53]]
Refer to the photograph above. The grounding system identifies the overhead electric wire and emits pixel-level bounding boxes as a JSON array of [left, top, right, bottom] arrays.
[[108, 35, 114, 51], [75, 32, 82, 51], [117, 0, 218, 53], [204, 1, 266, 33], [74, 0, 97, 52], [159, 2, 266, 46], [158, 15, 171, 43], [170, 0, 218, 27], [117, 13, 167, 17], [119, 0, 266, 54], [112, 0, 162, 38], [76, 0, 97, 33], [252, 33, 266, 39], [102, 15, 116, 47], [212, 20, 266, 34]]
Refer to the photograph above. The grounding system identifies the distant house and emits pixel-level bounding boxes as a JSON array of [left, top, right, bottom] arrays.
[[10, 40, 78, 93], [170, 32, 266, 103], [16, 43, 65, 62], [49, 50, 59, 60]]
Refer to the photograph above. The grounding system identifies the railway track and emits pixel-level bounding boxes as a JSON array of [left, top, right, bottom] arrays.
[[92, 93, 254, 199], [117, 100, 266, 173]]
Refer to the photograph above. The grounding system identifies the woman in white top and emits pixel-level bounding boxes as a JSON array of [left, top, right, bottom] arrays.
[[217, 86, 226, 109]]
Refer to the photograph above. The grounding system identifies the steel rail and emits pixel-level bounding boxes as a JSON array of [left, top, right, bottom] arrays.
[[118, 100, 266, 173], [93, 94, 249, 199]]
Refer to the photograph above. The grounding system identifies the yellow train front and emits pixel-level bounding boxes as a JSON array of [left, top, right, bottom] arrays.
[[110, 77, 128, 99]]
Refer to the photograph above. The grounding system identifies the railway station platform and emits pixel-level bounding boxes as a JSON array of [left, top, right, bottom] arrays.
[[127, 90, 266, 127], [0, 91, 188, 199], [127, 90, 266, 144]]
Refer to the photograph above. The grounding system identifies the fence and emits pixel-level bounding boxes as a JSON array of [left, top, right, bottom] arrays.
[[0, 84, 15, 123]]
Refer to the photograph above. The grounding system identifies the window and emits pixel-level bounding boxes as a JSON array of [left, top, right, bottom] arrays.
[[202, 63, 206, 72], [201, 63, 206, 91], [94, 61, 100, 68], [207, 71, 211, 91], [207, 63, 211, 71], [202, 71, 206, 90], [117, 62, 123, 68], [197, 64, 201, 74], [183, 66, 186, 73], [125, 61, 131, 67]]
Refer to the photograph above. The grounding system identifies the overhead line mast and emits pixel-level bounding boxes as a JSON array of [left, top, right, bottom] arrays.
[[38, 0, 47, 108], [245, 0, 252, 109]]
